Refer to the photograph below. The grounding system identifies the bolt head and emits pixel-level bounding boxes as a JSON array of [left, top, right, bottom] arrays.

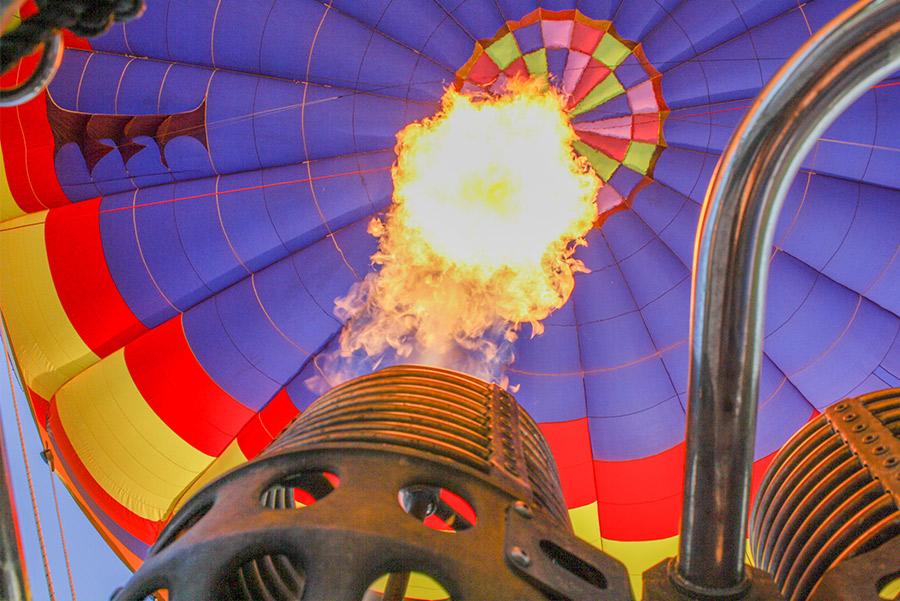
[[834, 403, 848, 412], [851, 423, 867, 433], [884, 456, 898, 468], [513, 501, 533, 519], [874, 445, 888, 456], [509, 546, 531, 568], [842, 413, 858, 422], [862, 433, 879, 444]]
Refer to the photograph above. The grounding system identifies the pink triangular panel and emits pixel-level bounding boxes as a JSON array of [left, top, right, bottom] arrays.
[[574, 115, 632, 140], [626, 80, 659, 113], [542, 19, 574, 49], [597, 183, 625, 214], [562, 51, 591, 95]]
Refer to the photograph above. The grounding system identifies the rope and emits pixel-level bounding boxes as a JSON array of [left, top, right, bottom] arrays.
[[48, 467, 76, 601], [2, 336, 56, 600]]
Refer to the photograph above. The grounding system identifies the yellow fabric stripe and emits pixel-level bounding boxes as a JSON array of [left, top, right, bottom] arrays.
[[55, 349, 213, 520], [0, 150, 26, 221], [602, 535, 679, 599], [170, 439, 248, 514], [569, 502, 602, 548], [0, 212, 98, 398]]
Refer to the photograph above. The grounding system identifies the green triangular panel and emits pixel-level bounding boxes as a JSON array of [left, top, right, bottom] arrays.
[[623, 141, 656, 174], [570, 74, 625, 116], [486, 33, 522, 70], [593, 34, 630, 69], [574, 140, 619, 181], [523, 49, 548, 76]]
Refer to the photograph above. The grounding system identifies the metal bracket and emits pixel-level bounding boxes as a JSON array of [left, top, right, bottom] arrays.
[[504, 501, 635, 600], [826, 394, 900, 505]]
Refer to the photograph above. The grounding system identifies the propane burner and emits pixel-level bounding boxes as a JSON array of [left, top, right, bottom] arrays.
[[112, 365, 633, 601]]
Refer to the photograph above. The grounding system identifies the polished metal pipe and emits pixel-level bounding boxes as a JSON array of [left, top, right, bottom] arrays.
[[676, 0, 900, 596], [0, 410, 29, 601]]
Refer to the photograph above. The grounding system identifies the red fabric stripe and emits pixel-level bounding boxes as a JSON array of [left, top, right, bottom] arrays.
[[569, 59, 610, 107], [539, 419, 596, 507], [237, 388, 299, 458], [125, 317, 255, 457], [45, 198, 148, 357], [48, 401, 161, 545], [570, 22, 603, 55], [632, 113, 661, 143], [598, 493, 681, 540], [504, 56, 529, 79], [467, 51, 501, 85], [0, 60, 69, 212], [0, 3, 90, 213], [26, 387, 50, 434], [594, 443, 684, 540], [577, 131, 629, 162]]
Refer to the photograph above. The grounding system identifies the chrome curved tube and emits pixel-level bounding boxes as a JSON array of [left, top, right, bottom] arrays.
[[676, 0, 900, 596]]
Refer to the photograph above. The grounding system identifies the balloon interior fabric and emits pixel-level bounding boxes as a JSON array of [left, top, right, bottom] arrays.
[[1, 0, 898, 593]]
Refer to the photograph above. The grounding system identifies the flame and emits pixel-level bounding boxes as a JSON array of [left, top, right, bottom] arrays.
[[314, 79, 600, 389]]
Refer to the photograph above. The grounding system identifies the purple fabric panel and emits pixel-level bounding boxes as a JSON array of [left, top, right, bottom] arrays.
[[94, 0, 451, 100], [587, 397, 684, 461], [434, 0, 506, 40], [512, 324, 586, 422], [540, 0, 579, 11], [747, 8, 811, 82], [660, 35, 764, 108], [584, 358, 678, 417], [331, 0, 473, 70], [514, 23, 544, 55], [792, 179, 899, 312], [663, 99, 749, 154], [868, 254, 900, 317], [601, 210, 655, 259], [578, 312, 657, 373], [183, 298, 281, 409], [98, 154, 391, 329], [640, 278, 690, 349], [546, 48, 569, 85], [808, 92, 877, 184], [642, 0, 745, 69], [616, 237, 689, 308], [611, 0, 679, 42], [573, 261, 638, 323], [785, 301, 897, 408], [865, 84, 900, 189], [615, 54, 648, 90], [754, 355, 813, 458], [571, 0, 617, 21], [512, 371, 587, 423], [651, 147, 716, 202], [288, 218, 378, 319], [99, 192, 178, 328], [497, 0, 538, 21]]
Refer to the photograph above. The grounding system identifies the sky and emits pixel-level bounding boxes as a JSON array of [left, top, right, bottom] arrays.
[[1, 355, 131, 601]]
